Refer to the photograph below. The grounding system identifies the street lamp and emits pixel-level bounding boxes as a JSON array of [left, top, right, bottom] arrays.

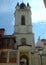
[[38, 47, 43, 65]]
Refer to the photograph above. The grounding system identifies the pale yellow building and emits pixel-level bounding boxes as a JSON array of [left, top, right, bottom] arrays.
[[36, 37, 46, 54]]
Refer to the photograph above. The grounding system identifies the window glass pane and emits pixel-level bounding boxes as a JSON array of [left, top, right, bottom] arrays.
[[0, 51, 8, 58], [9, 51, 17, 63], [2, 39, 6, 46], [8, 39, 12, 46], [0, 51, 7, 63], [9, 51, 17, 58]]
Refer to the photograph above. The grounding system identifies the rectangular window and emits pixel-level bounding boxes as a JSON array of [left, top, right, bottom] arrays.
[[9, 51, 17, 63], [8, 39, 12, 46], [9, 51, 17, 58], [0, 51, 7, 63], [2, 38, 6, 46]]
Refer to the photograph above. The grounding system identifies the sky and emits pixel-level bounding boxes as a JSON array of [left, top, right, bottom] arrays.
[[0, 0, 46, 43]]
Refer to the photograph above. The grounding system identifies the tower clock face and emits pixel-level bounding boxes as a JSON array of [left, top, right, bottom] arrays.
[[21, 38, 26, 45]]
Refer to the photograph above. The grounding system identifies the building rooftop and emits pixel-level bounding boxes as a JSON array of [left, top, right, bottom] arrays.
[[41, 39, 46, 41]]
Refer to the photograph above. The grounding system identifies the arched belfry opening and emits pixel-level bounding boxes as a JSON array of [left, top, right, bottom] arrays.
[[20, 55, 29, 65], [21, 15, 25, 25]]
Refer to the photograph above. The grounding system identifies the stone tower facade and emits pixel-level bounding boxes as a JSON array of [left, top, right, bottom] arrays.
[[14, 2, 35, 52]]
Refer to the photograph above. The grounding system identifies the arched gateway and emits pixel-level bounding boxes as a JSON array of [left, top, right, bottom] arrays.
[[20, 55, 29, 65]]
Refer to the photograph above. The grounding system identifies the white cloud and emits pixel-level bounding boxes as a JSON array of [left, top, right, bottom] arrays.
[[31, 0, 46, 23], [0, 0, 46, 23], [32, 9, 46, 22]]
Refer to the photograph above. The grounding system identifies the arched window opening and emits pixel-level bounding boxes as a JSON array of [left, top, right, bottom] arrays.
[[21, 16, 25, 25]]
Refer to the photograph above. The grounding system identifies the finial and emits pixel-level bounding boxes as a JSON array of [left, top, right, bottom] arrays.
[[38, 36, 40, 40], [17, 2, 19, 6], [27, 3, 29, 6]]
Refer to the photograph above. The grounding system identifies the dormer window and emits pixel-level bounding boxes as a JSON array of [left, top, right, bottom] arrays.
[[21, 15, 25, 25]]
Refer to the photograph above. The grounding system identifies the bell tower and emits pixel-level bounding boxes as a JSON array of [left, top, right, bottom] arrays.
[[14, 2, 35, 52]]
